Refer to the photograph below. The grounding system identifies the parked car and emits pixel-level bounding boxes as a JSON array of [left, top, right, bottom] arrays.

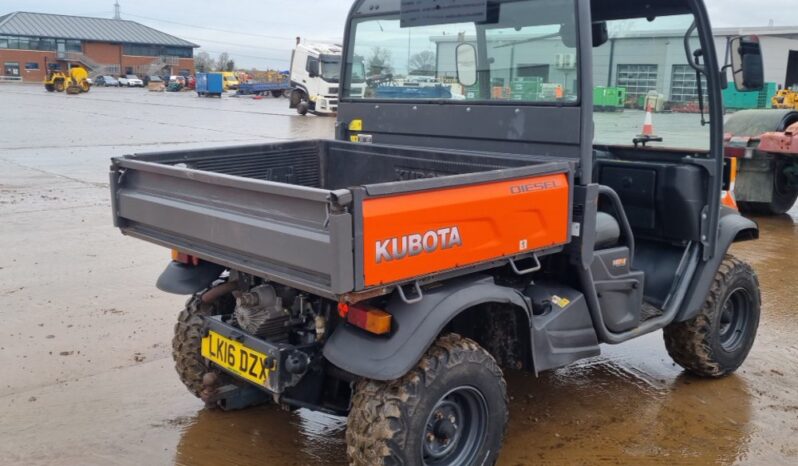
[[95, 75, 120, 87], [147, 75, 165, 92], [119, 74, 144, 87]]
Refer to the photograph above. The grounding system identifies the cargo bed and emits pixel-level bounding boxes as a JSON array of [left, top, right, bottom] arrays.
[[111, 140, 574, 299]]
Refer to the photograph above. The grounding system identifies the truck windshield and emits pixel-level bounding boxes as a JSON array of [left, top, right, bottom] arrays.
[[321, 59, 341, 82], [592, 14, 710, 150], [343, 0, 578, 102]]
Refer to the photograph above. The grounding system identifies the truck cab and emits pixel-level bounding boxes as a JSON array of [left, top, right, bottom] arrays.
[[111, 1, 766, 464], [289, 40, 365, 115]]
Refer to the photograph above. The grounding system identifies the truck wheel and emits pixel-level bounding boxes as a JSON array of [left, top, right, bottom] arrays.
[[54, 81, 65, 92], [347, 334, 508, 466], [297, 101, 309, 116], [270, 90, 282, 98], [172, 286, 235, 398], [290, 89, 303, 107], [663, 255, 760, 377], [738, 159, 798, 215]]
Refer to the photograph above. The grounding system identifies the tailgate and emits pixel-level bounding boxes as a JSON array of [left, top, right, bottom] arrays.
[[111, 159, 354, 298]]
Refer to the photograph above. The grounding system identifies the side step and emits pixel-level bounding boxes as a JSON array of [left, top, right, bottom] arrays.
[[526, 281, 601, 374]]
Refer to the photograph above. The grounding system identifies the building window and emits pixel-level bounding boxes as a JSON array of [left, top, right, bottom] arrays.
[[39, 38, 56, 51], [25, 62, 40, 70], [616, 64, 658, 100], [66, 40, 82, 52], [4, 62, 20, 76], [670, 64, 707, 102], [123, 44, 192, 58], [0, 35, 57, 51]]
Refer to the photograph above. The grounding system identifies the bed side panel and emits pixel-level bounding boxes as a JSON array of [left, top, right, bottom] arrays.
[[361, 172, 570, 286]]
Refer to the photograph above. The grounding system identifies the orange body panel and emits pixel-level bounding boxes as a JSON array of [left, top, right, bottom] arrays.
[[362, 173, 571, 286]]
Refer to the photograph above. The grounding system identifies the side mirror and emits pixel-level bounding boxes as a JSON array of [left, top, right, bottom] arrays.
[[456, 43, 478, 87], [592, 22, 608, 47], [729, 35, 764, 91]]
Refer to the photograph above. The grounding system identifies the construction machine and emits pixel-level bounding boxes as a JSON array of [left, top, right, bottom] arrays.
[[771, 87, 798, 110], [44, 63, 91, 94], [725, 109, 798, 214]]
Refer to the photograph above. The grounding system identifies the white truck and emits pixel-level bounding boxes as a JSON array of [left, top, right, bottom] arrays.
[[289, 40, 364, 115]]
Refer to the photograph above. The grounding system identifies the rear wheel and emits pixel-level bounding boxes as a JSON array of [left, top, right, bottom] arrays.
[[663, 255, 760, 377], [172, 285, 235, 398], [347, 334, 508, 466], [270, 90, 283, 98]]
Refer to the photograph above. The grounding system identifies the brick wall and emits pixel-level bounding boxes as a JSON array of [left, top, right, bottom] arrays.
[[0, 49, 56, 82], [1, 45, 196, 82], [83, 42, 122, 66]]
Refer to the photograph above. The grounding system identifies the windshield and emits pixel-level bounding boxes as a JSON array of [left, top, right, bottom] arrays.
[[343, 0, 578, 102], [126, 75, 138, 79], [321, 59, 341, 82], [592, 15, 710, 150]]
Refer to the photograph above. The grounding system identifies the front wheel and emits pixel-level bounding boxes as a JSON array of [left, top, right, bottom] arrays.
[[663, 255, 760, 377], [347, 334, 508, 466]]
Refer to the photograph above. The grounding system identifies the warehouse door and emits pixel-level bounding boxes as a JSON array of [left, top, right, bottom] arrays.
[[786, 51, 798, 89]]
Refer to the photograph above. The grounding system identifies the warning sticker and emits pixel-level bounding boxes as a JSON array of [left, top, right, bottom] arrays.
[[551, 295, 571, 308]]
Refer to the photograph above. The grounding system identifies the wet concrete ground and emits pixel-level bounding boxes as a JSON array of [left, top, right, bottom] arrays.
[[0, 84, 796, 465]]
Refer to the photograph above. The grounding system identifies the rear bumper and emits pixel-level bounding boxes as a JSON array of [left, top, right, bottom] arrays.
[[202, 315, 315, 394]]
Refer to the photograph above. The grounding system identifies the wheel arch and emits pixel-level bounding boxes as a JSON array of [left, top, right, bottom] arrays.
[[323, 275, 532, 381]]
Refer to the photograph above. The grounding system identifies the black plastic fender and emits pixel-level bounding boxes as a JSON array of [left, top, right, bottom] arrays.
[[675, 207, 759, 322], [323, 275, 531, 381], [156, 261, 224, 295]]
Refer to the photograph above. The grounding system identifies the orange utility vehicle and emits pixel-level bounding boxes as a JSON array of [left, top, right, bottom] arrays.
[[111, 1, 765, 464]]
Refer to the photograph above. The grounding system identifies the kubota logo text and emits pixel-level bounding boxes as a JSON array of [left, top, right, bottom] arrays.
[[376, 227, 463, 263]]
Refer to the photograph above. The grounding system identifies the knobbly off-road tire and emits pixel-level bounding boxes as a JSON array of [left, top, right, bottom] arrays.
[[347, 334, 508, 466], [663, 255, 760, 377], [172, 288, 234, 397]]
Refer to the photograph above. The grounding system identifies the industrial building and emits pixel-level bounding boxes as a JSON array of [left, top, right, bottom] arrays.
[[0, 11, 197, 82]]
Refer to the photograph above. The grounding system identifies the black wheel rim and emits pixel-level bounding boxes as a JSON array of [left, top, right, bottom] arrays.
[[718, 287, 753, 353], [421, 386, 488, 466]]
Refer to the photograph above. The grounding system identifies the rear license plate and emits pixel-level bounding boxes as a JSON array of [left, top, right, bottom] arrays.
[[201, 330, 270, 386]]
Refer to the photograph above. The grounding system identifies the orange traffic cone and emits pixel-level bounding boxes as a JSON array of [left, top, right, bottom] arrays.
[[640, 104, 655, 136], [721, 157, 739, 210]]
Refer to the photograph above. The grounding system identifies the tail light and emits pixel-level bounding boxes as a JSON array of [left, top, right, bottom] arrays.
[[338, 302, 391, 335], [171, 249, 200, 266]]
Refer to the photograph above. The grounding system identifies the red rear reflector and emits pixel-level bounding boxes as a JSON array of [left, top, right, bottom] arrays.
[[346, 305, 391, 335]]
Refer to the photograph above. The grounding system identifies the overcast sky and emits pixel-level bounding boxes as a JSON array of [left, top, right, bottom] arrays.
[[1, 1, 794, 69]]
